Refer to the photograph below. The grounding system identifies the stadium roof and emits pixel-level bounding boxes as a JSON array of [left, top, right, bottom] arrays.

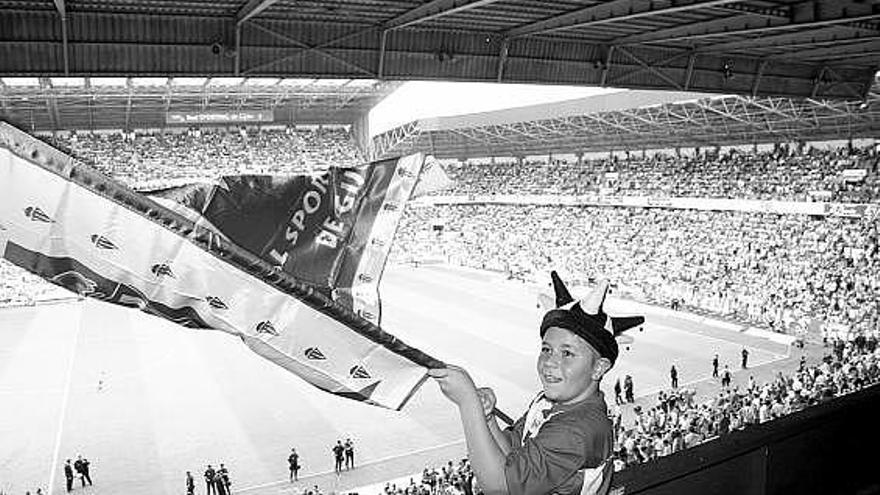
[[0, 77, 400, 130], [371, 83, 880, 159], [0, 0, 878, 100]]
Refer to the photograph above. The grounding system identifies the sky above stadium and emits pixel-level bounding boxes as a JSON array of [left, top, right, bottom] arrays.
[[369, 81, 621, 136]]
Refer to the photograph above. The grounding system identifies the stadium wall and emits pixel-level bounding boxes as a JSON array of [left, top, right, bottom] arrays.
[[613, 384, 880, 495]]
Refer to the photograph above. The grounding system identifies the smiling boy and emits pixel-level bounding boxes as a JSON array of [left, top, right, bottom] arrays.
[[430, 272, 643, 495]]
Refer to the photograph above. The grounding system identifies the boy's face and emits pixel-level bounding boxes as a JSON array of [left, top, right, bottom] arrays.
[[538, 326, 609, 405]]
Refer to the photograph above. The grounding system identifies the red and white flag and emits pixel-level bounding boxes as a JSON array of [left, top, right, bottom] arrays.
[[0, 122, 440, 410]]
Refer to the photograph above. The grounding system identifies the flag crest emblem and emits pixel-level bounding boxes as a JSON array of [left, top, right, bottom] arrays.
[[349, 365, 371, 379], [205, 296, 228, 310], [90, 234, 118, 250], [304, 347, 326, 360], [24, 206, 54, 223], [151, 263, 175, 278], [255, 321, 279, 336]]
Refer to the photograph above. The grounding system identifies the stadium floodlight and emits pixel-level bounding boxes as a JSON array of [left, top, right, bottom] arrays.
[[244, 78, 280, 86], [50, 77, 84, 87], [172, 77, 207, 86], [131, 77, 170, 86], [91, 77, 129, 87], [208, 77, 244, 86], [1, 77, 40, 87]]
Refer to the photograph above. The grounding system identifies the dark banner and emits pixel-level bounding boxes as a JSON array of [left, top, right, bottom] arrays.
[[146, 155, 424, 323]]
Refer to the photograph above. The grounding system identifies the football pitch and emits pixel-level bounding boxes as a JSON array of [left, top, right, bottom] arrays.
[[0, 264, 789, 495]]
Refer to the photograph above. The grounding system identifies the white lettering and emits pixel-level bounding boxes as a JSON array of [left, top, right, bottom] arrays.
[[315, 230, 338, 249], [303, 191, 321, 214]]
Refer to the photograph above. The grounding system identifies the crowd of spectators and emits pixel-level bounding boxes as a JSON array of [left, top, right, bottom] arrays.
[[44, 127, 363, 190], [391, 205, 879, 336], [611, 336, 880, 470], [381, 459, 475, 495], [0, 261, 61, 307], [440, 147, 880, 203]]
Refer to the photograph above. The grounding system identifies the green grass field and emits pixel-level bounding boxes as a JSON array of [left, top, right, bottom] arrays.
[[0, 264, 789, 495]]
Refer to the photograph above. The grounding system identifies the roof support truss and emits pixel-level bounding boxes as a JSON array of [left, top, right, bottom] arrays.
[[382, 0, 504, 31], [242, 24, 378, 76], [250, 22, 376, 77], [53, 0, 69, 76], [504, 0, 741, 38], [609, 48, 690, 88], [236, 0, 280, 25], [678, 13, 880, 49], [612, 9, 788, 46], [616, 46, 683, 90]]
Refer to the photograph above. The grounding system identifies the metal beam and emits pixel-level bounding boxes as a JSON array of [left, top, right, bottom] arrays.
[[583, 113, 635, 134], [247, 22, 377, 77], [791, 41, 880, 61], [683, 51, 697, 90], [613, 13, 783, 46], [700, 32, 880, 57], [616, 46, 683, 90], [600, 45, 614, 87], [496, 39, 509, 82], [53, 0, 70, 76], [242, 25, 378, 75], [377, 30, 388, 79], [751, 59, 768, 97], [505, 0, 740, 38], [608, 50, 690, 86], [236, 0, 280, 25], [234, 25, 242, 75], [382, 0, 504, 31], [666, 13, 880, 48]]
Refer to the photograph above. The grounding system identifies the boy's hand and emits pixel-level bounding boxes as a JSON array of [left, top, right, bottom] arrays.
[[428, 365, 480, 407], [476, 387, 497, 418]]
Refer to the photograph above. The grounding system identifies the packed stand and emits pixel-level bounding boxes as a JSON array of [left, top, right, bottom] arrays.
[[391, 205, 880, 334], [611, 336, 880, 470], [44, 127, 364, 190], [0, 260, 59, 307], [382, 459, 476, 495], [440, 148, 880, 203]]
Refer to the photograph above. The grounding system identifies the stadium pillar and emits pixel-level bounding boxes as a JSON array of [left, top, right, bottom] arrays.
[[576, 152, 583, 167], [60, 15, 69, 76], [234, 25, 242, 75]]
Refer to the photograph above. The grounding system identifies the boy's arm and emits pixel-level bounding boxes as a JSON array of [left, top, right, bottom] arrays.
[[430, 366, 510, 495], [487, 417, 513, 456]]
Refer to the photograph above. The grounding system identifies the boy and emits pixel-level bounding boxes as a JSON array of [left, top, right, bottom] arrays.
[[430, 272, 643, 495]]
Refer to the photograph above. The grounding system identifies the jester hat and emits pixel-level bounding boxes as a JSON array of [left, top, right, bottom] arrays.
[[540, 271, 644, 366]]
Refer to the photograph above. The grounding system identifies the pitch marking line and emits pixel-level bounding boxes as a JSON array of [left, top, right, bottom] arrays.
[[235, 439, 465, 493]]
